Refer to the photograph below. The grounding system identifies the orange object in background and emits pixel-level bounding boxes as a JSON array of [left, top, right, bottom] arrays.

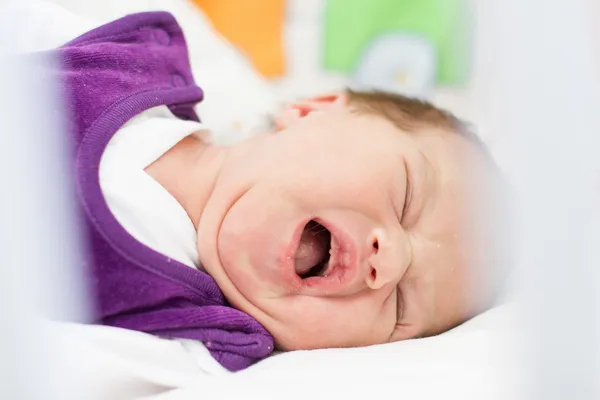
[[192, 0, 285, 78]]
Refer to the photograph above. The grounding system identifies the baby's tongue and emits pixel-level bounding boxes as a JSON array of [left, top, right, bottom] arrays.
[[294, 228, 328, 275]]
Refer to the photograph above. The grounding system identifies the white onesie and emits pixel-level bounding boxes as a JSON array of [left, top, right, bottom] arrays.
[[99, 106, 204, 269]]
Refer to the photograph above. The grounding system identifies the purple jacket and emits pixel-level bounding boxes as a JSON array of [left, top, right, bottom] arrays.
[[40, 12, 273, 371]]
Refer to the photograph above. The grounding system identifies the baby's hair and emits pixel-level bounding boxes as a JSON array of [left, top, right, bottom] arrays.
[[345, 89, 492, 163], [346, 88, 513, 310]]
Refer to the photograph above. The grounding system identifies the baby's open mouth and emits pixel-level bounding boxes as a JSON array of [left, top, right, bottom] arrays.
[[294, 220, 332, 279]]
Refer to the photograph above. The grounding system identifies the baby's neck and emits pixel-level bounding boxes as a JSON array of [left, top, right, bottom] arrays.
[[145, 132, 226, 230]]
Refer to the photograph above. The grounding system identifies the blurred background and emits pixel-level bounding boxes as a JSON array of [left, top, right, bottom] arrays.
[[19, 1, 507, 139], [39, 0, 600, 145]]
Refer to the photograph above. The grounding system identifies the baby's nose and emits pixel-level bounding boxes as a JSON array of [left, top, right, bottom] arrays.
[[365, 228, 411, 290]]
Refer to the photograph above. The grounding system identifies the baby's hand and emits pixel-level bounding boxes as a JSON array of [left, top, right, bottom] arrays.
[[274, 94, 345, 131]]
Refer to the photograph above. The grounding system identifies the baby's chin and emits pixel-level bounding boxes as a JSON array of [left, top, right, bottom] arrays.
[[271, 323, 390, 352]]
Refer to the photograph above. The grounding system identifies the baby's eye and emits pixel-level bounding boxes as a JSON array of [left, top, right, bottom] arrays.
[[396, 286, 403, 321], [401, 174, 413, 220]]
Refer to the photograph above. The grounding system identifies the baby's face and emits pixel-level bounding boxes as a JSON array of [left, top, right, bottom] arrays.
[[197, 95, 489, 350]]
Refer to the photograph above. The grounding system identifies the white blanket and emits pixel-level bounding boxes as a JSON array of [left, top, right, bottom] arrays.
[[51, 303, 519, 400]]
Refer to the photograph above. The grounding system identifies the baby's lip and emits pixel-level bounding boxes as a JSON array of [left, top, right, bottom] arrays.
[[279, 217, 359, 294]]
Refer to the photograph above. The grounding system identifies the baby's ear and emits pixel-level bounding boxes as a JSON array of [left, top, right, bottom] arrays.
[[273, 92, 349, 130]]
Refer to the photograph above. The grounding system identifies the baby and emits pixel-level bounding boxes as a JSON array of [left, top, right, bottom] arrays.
[[44, 11, 509, 371]]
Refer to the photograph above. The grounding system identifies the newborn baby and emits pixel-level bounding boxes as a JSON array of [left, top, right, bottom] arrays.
[[158, 90, 507, 350], [46, 11, 508, 370]]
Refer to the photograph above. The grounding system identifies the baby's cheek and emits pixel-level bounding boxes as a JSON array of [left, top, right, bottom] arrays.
[[230, 251, 289, 299]]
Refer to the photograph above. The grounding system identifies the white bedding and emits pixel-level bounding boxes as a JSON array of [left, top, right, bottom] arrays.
[[52, 303, 519, 400], [7, 1, 520, 399]]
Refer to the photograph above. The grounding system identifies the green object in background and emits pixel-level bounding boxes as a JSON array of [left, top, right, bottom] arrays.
[[323, 0, 471, 85]]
